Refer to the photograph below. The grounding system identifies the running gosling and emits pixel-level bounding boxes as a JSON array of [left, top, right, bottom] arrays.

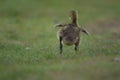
[[56, 10, 89, 54]]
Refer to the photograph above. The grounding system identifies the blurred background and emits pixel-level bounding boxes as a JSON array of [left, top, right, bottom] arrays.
[[0, 0, 120, 80]]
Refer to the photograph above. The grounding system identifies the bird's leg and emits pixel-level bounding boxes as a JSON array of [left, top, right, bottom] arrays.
[[74, 39, 80, 52], [59, 36, 63, 54]]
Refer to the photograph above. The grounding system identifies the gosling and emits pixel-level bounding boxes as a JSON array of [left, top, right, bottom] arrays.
[[56, 10, 89, 54]]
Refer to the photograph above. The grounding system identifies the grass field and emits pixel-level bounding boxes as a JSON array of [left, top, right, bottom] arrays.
[[0, 0, 120, 80]]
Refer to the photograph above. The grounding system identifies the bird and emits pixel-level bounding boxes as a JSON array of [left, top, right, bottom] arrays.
[[56, 10, 89, 54]]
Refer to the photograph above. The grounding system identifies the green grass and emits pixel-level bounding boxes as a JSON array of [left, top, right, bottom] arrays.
[[0, 0, 120, 80]]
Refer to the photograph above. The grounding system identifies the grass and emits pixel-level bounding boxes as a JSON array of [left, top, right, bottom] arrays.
[[0, 0, 120, 80]]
